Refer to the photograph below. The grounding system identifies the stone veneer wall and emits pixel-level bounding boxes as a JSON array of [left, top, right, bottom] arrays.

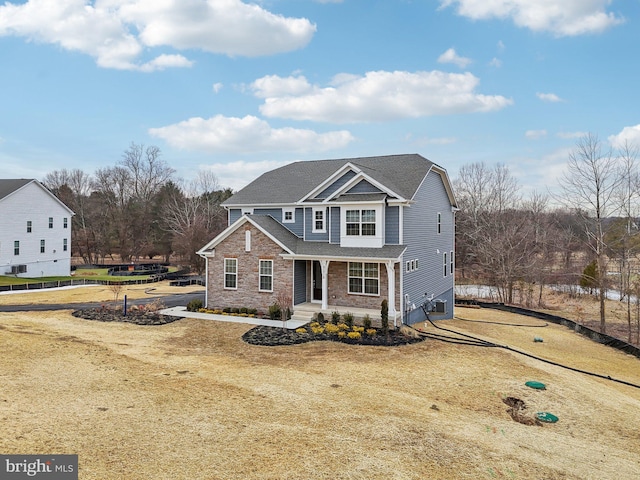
[[206, 224, 293, 313]]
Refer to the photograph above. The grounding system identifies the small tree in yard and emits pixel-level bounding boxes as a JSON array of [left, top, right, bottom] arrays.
[[381, 299, 389, 332], [109, 282, 124, 303], [580, 260, 599, 295]]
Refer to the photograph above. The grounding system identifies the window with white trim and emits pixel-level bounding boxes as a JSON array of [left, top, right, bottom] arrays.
[[49, 217, 53, 229], [313, 208, 326, 233], [282, 208, 295, 223], [224, 258, 237, 289], [63, 238, 68, 252], [450, 250, 454, 277], [346, 209, 376, 236], [415, 259, 419, 270], [27, 221, 32, 233], [348, 262, 379, 295], [14, 241, 19, 256], [406, 261, 411, 273], [443, 252, 448, 277], [63, 217, 68, 229], [40, 239, 45, 253], [259, 260, 273, 292], [437, 212, 442, 234]]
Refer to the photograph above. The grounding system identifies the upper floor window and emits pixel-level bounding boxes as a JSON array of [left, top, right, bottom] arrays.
[[63, 217, 68, 229], [450, 251, 454, 277], [14, 241, 19, 256], [313, 208, 325, 233], [346, 209, 376, 236], [63, 238, 68, 252], [259, 260, 273, 292], [224, 258, 237, 289], [282, 208, 295, 224], [40, 239, 45, 254], [437, 212, 442, 234], [27, 221, 32, 233], [443, 252, 448, 277], [49, 217, 53, 229]]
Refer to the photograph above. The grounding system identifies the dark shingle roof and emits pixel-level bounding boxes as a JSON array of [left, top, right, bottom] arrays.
[[223, 154, 435, 206], [0, 179, 32, 201]]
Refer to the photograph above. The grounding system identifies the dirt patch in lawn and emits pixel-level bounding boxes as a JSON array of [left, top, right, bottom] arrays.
[[1, 306, 639, 479]]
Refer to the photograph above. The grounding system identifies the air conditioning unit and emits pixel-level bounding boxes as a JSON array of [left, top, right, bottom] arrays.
[[10, 265, 27, 274], [432, 300, 446, 314]]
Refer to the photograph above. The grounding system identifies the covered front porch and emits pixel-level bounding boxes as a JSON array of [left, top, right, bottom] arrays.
[[290, 301, 402, 327]]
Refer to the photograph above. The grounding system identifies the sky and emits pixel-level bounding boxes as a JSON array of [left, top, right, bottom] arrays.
[[1, 0, 639, 194]]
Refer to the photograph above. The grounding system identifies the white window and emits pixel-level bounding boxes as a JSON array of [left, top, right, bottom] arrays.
[[443, 252, 448, 277], [14, 240, 19, 256], [406, 261, 411, 273], [63, 238, 68, 252], [224, 258, 237, 289], [348, 262, 379, 295], [410, 259, 415, 271], [437, 212, 442, 234], [245, 230, 251, 252], [282, 208, 295, 223], [313, 208, 326, 233], [415, 258, 419, 270], [63, 217, 68, 229], [346, 209, 376, 236], [259, 260, 273, 292], [40, 239, 45, 253], [450, 251, 454, 277], [27, 221, 32, 233], [49, 217, 53, 229]]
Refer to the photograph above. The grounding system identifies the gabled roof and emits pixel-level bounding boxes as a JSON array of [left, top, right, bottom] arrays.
[[0, 179, 75, 214], [199, 214, 406, 262], [222, 154, 441, 207]]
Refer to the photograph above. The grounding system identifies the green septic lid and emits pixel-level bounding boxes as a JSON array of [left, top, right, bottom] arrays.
[[536, 412, 559, 423], [525, 381, 546, 390]]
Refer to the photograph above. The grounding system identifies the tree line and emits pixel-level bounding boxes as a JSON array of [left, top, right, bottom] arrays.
[[43, 143, 232, 273], [454, 133, 640, 341]]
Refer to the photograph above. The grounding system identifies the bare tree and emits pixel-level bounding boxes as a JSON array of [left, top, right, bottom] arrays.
[[557, 133, 621, 334]]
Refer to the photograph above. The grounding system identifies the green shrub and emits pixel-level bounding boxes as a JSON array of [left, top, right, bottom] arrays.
[[331, 311, 341, 323], [240, 307, 248, 314], [268, 303, 281, 320], [186, 299, 203, 312], [317, 312, 325, 323], [248, 308, 258, 315], [343, 312, 354, 328], [362, 314, 372, 330], [231, 307, 240, 314], [223, 307, 231, 313], [381, 299, 389, 332]]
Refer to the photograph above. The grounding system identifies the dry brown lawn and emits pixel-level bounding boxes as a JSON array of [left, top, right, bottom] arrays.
[[1, 286, 639, 479]]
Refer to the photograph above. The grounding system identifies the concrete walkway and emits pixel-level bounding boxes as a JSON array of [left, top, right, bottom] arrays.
[[160, 306, 309, 330]]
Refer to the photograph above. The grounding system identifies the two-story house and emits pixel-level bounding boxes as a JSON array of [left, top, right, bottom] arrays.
[[0, 179, 75, 278], [197, 154, 457, 325]]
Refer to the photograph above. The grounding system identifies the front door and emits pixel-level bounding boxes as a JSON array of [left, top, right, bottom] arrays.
[[312, 260, 322, 302]]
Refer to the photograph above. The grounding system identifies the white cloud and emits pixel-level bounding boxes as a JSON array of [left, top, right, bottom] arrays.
[[497, 40, 505, 52], [536, 92, 563, 103], [439, 0, 624, 36], [437, 48, 472, 68], [489, 57, 502, 68], [525, 129, 547, 140], [149, 114, 354, 154], [212, 82, 223, 93], [199, 160, 291, 191], [608, 125, 640, 149], [252, 71, 513, 123], [0, 0, 316, 70]]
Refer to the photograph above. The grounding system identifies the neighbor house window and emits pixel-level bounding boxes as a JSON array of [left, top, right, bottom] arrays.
[[346, 209, 376, 236], [49, 217, 53, 229], [40, 239, 45, 253], [443, 252, 448, 277], [14, 241, 19, 255], [63, 238, 68, 252], [450, 251, 454, 277], [224, 258, 237, 289], [63, 217, 68, 229], [313, 208, 325, 233], [406, 261, 411, 273], [348, 262, 379, 295], [27, 221, 32, 233], [259, 260, 273, 292], [437, 212, 442, 234]]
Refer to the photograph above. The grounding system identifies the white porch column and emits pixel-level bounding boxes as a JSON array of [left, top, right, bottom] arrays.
[[320, 260, 330, 311], [385, 261, 397, 327]]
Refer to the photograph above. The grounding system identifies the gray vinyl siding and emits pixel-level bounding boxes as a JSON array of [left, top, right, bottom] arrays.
[[330, 207, 340, 243], [229, 209, 242, 224], [304, 207, 330, 241], [294, 260, 307, 305], [254, 208, 281, 218], [316, 170, 356, 199], [289, 208, 304, 236], [346, 180, 382, 194], [402, 170, 455, 322], [385, 205, 400, 245]]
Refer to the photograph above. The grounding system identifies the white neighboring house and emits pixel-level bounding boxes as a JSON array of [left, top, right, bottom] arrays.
[[0, 179, 75, 278]]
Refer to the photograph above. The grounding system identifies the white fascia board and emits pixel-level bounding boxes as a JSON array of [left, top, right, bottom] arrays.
[[2, 180, 76, 216], [281, 249, 406, 264], [428, 165, 458, 208], [298, 162, 362, 203]]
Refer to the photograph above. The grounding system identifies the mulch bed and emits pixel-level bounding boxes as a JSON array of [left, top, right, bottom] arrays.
[[242, 324, 426, 347], [72, 307, 181, 326]]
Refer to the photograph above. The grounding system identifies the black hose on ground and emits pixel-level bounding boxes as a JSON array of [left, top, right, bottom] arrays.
[[413, 304, 640, 390]]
